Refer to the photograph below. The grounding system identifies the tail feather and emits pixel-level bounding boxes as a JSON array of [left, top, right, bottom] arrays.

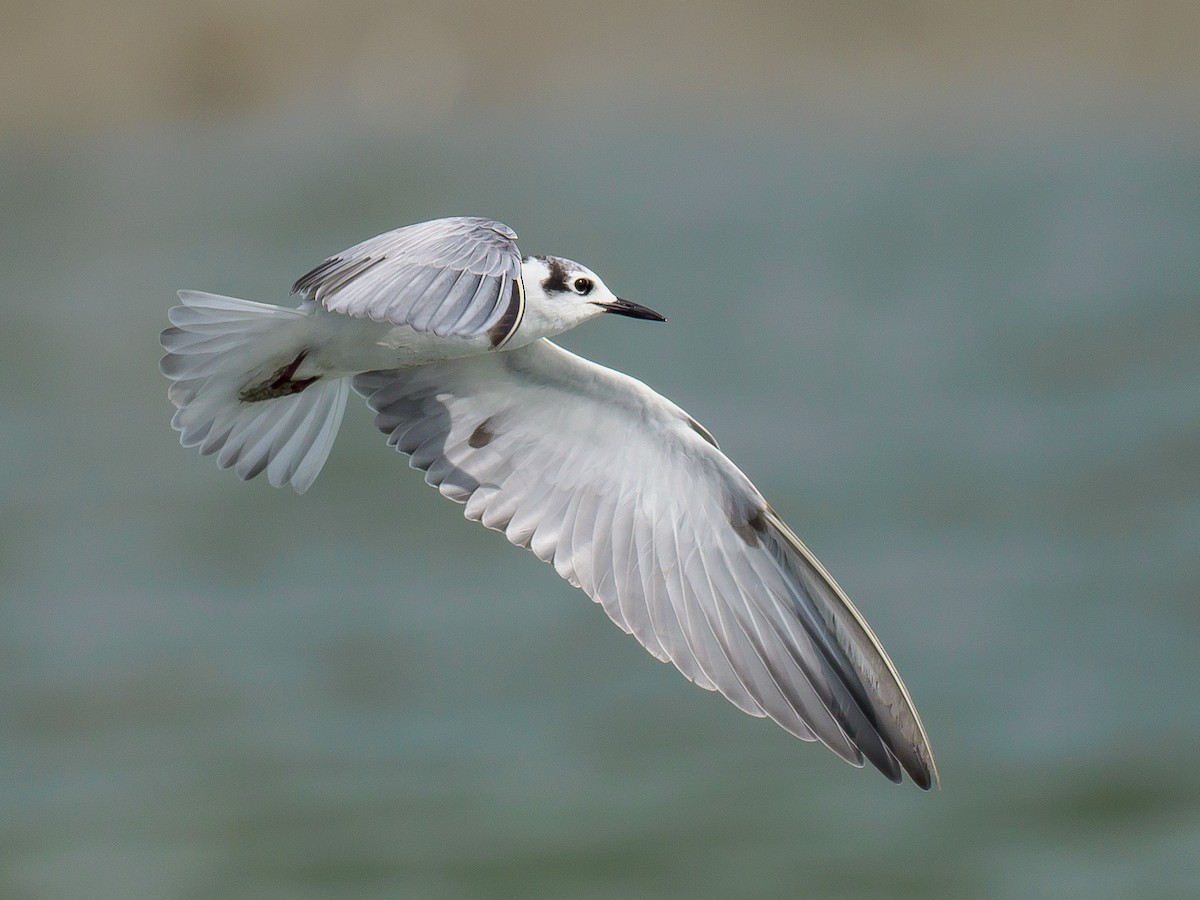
[[161, 290, 348, 493]]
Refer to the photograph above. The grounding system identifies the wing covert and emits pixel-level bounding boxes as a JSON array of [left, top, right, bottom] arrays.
[[292, 217, 524, 340]]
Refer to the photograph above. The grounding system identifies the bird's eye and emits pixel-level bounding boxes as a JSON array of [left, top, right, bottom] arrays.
[[573, 278, 593, 295]]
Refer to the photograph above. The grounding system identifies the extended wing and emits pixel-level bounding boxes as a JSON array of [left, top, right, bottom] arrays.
[[293, 216, 525, 343], [354, 340, 938, 788]]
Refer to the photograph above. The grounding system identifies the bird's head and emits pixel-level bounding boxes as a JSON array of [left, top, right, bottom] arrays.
[[516, 255, 665, 341]]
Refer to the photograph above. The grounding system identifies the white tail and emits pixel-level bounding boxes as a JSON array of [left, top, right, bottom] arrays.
[[160, 291, 349, 493]]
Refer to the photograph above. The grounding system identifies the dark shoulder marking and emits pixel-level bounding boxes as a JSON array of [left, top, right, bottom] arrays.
[[730, 505, 769, 547], [541, 256, 570, 294], [469, 416, 497, 448], [488, 277, 526, 348]]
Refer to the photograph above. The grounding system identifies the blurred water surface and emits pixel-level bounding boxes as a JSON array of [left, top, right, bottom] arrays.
[[1, 106, 1198, 898]]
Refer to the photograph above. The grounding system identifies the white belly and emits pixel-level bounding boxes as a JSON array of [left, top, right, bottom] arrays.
[[293, 306, 494, 378]]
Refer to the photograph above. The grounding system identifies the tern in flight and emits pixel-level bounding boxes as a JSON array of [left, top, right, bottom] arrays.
[[160, 216, 937, 788]]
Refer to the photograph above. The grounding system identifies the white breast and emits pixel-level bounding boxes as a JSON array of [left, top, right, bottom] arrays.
[[296, 305, 495, 378]]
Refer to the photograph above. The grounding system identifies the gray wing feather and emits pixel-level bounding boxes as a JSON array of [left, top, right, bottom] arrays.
[[292, 217, 522, 338], [353, 340, 938, 788]]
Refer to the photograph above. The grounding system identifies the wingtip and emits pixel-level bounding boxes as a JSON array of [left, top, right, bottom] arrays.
[[910, 767, 934, 791], [917, 755, 941, 791], [899, 747, 939, 791], [761, 508, 940, 792]]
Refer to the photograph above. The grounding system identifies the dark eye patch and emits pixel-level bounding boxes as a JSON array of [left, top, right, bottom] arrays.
[[540, 257, 570, 293]]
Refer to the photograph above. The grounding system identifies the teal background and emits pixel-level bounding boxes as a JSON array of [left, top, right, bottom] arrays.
[[2, 4, 1199, 897]]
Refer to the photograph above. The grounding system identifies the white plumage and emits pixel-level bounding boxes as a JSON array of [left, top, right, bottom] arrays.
[[160, 216, 937, 789]]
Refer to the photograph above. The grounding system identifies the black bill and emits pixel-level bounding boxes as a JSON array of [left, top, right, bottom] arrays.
[[595, 298, 667, 322]]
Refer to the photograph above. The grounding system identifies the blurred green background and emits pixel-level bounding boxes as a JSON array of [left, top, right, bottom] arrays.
[[3, 2, 1199, 898]]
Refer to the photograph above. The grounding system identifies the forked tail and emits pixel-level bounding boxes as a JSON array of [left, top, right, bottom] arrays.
[[160, 290, 349, 493]]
